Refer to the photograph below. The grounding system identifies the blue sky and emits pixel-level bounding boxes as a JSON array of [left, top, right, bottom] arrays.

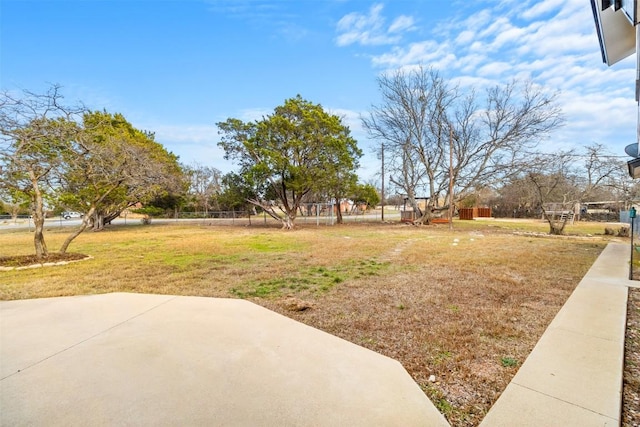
[[1, 0, 637, 182]]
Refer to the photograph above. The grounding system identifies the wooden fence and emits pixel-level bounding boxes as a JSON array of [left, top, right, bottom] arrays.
[[459, 207, 492, 220]]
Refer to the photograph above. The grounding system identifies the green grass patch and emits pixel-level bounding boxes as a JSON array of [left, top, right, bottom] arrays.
[[500, 356, 519, 367], [228, 258, 392, 298], [435, 397, 453, 415]]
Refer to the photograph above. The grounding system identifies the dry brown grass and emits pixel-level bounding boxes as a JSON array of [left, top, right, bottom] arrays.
[[0, 221, 610, 426]]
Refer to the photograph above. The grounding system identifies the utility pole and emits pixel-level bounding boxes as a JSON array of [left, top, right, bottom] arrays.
[[631, 206, 637, 280], [448, 127, 454, 230], [381, 143, 385, 222]]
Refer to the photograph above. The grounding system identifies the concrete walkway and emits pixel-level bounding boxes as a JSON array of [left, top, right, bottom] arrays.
[[480, 242, 631, 426], [0, 293, 448, 426]]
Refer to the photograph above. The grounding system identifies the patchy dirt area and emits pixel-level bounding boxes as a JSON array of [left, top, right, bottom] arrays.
[[623, 288, 640, 427], [0, 253, 89, 270]]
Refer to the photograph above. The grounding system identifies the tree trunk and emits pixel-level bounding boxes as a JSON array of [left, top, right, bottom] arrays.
[[335, 198, 343, 224], [415, 198, 435, 225], [418, 175, 437, 225], [549, 223, 565, 235], [103, 211, 119, 226], [541, 208, 569, 235], [248, 199, 296, 229], [548, 217, 569, 235], [416, 202, 433, 225], [59, 222, 89, 253], [59, 207, 95, 254], [92, 212, 105, 231], [281, 214, 294, 229], [10, 205, 19, 223], [33, 213, 48, 258], [29, 171, 48, 258]]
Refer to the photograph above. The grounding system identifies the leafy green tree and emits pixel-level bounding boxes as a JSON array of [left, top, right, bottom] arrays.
[[145, 192, 188, 218], [321, 161, 360, 224], [1, 87, 184, 256], [218, 95, 362, 229], [58, 111, 183, 245], [353, 183, 381, 209], [217, 172, 257, 212], [0, 190, 31, 221]]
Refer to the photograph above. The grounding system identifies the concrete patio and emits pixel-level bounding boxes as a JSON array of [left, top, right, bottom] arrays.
[[0, 293, 448, 426]]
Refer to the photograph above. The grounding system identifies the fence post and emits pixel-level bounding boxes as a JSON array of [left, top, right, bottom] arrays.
[[330, 202, 334, 226]]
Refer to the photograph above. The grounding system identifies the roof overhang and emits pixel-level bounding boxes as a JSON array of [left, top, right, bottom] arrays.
[[619, 0, 640, 25], [628, 156, 640, 178], [591, 0, 636, 65]]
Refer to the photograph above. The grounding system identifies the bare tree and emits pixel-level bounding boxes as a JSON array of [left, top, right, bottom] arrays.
[[526, 144, 627, 234], [526, 153, 578, 234], [489, 175, 542, 218], [579, 144, 626, 199], [363, 66, 564, 224], [363, 67, 447, 220], [184, 163, 222, 215]]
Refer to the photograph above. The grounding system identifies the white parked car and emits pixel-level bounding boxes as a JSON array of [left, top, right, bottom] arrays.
[[62, 211, 83, 220]]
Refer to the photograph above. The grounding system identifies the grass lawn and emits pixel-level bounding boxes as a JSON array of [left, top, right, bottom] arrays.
[[0, 219, 620, 426]]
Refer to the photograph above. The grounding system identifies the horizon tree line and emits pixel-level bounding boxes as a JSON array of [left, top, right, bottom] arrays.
[[1, 77, 636, 258]]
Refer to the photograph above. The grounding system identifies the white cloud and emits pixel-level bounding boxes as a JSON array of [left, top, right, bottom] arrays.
[[477, 61, 512, 77], [468, 40, 488, 54], [371, 40, 451, 68], [239, 108, 271, 122], [152, 124, 219, 143], [528, 95, 634, 154], [477, 16, 512, 42], [451, 75, 499, 91], [437, 8, 493, 41], [335, 3, 415, 46], [457, 53, 487, 74], [519, 0, 560, 20], [455, 30, 475, 45], [337, 0, 636, 170], [388, 15, 416, 34], [489, 25, 527, 51], [328, 107, 365, 135]]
